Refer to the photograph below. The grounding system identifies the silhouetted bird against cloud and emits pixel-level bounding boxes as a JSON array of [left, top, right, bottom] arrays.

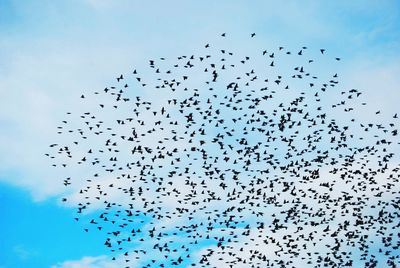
[[47, 32, 400, 268]]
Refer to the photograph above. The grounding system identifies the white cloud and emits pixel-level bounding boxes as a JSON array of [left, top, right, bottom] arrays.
[[13, 244, 38, 261], [1, 0, 398, 202], [1, 2, 400, 266], [51, 255, 132, 268]]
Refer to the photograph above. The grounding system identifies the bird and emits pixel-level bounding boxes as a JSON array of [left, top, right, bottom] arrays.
[[47, 32, 400, 268]]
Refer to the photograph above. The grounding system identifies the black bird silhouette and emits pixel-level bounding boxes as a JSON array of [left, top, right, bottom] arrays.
[[47, 32, 400, 268]]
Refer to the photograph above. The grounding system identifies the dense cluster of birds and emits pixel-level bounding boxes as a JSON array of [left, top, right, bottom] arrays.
[[47, 33, 400, 267]]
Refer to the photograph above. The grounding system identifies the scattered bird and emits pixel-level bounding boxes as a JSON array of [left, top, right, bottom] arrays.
[[47, 32, 400, 268]]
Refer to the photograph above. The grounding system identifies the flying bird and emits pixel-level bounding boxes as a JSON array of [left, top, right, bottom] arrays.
[[47, 32, 400, 268]]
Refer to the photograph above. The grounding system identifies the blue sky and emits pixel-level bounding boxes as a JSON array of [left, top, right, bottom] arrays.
[[1, 1, 400, 267], [0, 182, 110, 267]]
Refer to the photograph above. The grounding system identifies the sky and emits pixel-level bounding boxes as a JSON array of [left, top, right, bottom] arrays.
[[0, 0, 400, 267]]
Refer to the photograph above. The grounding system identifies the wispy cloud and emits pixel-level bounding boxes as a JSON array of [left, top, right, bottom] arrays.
[[51, 255, 129, 268], [12, 244, 38, 261]]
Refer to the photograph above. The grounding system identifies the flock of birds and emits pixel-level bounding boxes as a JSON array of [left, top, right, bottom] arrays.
[[47, 33, 399, 267]]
